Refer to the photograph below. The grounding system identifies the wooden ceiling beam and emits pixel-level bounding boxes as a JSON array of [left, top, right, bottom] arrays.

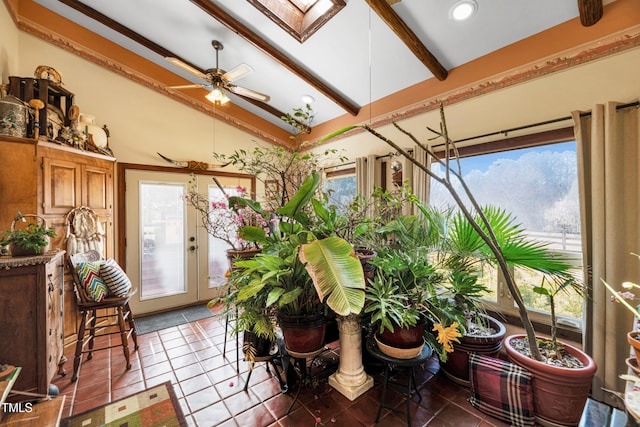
[[577, 0, 603, 27], [190, 0, 360, 116], [365, 0, 448, 81]]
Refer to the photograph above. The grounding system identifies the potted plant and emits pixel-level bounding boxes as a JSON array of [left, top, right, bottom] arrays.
[[601, 253, 640, 371], [219, 266, 278, 360], [184, 177, 264, 256], [0, 214, 57, 257], [209, 106, 366, 354], [363, 205, 475, 362], [232, 172, 367, 354], [323, 105, 596, 426]]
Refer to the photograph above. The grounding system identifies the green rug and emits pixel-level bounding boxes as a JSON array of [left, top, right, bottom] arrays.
[[61, 381, 185, 427], [135, 305, 214, 335]]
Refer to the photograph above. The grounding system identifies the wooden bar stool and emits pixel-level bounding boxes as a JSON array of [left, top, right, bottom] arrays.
[[67, 251, 138, 382]]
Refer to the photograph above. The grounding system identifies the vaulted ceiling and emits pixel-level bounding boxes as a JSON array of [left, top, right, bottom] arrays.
[[7, 0, 639, 147]]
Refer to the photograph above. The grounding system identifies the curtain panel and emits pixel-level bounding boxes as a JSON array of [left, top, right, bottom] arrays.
[[412, 144, 431, 207], [355, 155, 381, 217], [573, 102, 640, 400]]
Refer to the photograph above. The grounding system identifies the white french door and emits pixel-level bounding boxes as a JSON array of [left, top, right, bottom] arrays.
[[125, 169, 251, 314]]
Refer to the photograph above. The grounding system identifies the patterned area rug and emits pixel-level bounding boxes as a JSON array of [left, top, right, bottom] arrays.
[[135, 304, 214, 335], [61, 381, 186, 427]]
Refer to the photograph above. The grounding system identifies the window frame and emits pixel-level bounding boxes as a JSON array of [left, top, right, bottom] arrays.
[[430, 126, 584, 335]]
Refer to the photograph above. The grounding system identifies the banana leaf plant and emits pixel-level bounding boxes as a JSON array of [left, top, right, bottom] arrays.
[[231, 171, 366, 318]]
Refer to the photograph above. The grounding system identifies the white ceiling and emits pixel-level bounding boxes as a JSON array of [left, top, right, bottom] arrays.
[[33, 0, 582, 130]]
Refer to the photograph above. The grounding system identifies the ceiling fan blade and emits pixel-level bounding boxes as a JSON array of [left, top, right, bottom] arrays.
[[222, 63, 253, 82], [168, 84, 204, 89], [165, 57, 207, 80], [227, 85, 270, 102]]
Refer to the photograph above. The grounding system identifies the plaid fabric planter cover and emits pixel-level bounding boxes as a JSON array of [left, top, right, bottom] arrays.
[[469, 353, 535, 427]]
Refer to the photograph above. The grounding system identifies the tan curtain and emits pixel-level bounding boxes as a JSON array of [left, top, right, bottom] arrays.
[[356, 156, 368, 197], [573, 102, 640, 400], [356, 155, 380, 217], [412, 144, 431, 207]]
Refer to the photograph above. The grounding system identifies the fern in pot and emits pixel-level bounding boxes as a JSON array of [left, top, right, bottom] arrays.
[[1, 214, 57, 256]]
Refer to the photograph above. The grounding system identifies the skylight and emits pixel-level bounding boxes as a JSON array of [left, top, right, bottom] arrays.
[[248, 0, 346, 43]]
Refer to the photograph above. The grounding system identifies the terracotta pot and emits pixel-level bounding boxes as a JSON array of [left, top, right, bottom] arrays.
[[505, 334, 597, 427], [226, 248, 261, 271], [278, 313, 326, 354], [378, 322, 424, 349], [628, 331, 640, 365], [442, 314, 506, 386], [375, 334, 424, 359]]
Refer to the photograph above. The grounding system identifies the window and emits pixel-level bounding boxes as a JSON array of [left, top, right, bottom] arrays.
[[248, 0, 346, 43], [325, 168, 356, 213], [429, 135, 583, 327]]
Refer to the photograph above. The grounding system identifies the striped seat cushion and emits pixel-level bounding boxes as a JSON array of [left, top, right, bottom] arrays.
[[76, 261, 109, 302], [100, 258, 132, 297], [469, 353, 535, 427]]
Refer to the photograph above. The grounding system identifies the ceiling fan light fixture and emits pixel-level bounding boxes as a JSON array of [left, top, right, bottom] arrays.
[[206, 88, 230, 105], [449, 0, 477, 22]]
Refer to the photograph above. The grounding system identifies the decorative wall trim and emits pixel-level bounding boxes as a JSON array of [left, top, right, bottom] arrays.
[[319, 25, 640, 145], [6, 0, 640, 151]]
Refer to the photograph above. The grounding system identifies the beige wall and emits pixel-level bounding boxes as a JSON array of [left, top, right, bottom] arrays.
[[13, 33, 266, 169], [0, 1, 19, 87], [317, 46, 640, 164], [4, 1, 640, 183]]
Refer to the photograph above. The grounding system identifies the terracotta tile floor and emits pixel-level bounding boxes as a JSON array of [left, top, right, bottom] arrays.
[[52, 307, 515, 427]]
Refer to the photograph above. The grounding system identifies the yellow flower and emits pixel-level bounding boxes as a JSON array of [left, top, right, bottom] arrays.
[[432, 322, 462, 353]]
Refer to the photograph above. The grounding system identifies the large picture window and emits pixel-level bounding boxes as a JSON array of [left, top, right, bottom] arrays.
[[429, 136, 583, 326]]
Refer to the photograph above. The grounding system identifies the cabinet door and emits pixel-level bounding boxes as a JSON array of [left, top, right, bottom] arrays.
[[42, 157, 81, 215], [0, 265, 39, 393], [82, 164, 113, 215]]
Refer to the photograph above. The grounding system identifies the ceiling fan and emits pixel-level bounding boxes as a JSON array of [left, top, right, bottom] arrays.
[[166, 40, 270, 105]]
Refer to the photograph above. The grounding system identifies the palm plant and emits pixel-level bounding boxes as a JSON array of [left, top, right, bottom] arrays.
[[322, 104, 581, 361]]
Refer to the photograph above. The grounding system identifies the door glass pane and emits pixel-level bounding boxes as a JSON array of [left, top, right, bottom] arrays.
[[140, 182, 186, 299], [206, 184, 244, 288]]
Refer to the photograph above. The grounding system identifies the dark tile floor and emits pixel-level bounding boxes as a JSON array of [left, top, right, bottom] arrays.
[[51, 307, 518, 427]]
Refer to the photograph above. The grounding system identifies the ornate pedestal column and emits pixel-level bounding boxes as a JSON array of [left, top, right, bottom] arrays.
[[328, 314, 374, 400]]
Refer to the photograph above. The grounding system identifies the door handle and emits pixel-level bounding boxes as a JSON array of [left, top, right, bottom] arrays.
[[189, 245, 197, 252]]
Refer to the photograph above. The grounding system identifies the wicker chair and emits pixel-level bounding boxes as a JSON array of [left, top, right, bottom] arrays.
[[67, 250, 138, 382]]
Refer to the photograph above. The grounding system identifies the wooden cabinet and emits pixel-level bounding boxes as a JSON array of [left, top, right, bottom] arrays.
[[0, 251, 65, 395], [0, 137, 115, 349]]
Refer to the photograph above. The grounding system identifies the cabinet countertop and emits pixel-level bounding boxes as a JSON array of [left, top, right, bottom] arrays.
[[0, 250, 65, 270]]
